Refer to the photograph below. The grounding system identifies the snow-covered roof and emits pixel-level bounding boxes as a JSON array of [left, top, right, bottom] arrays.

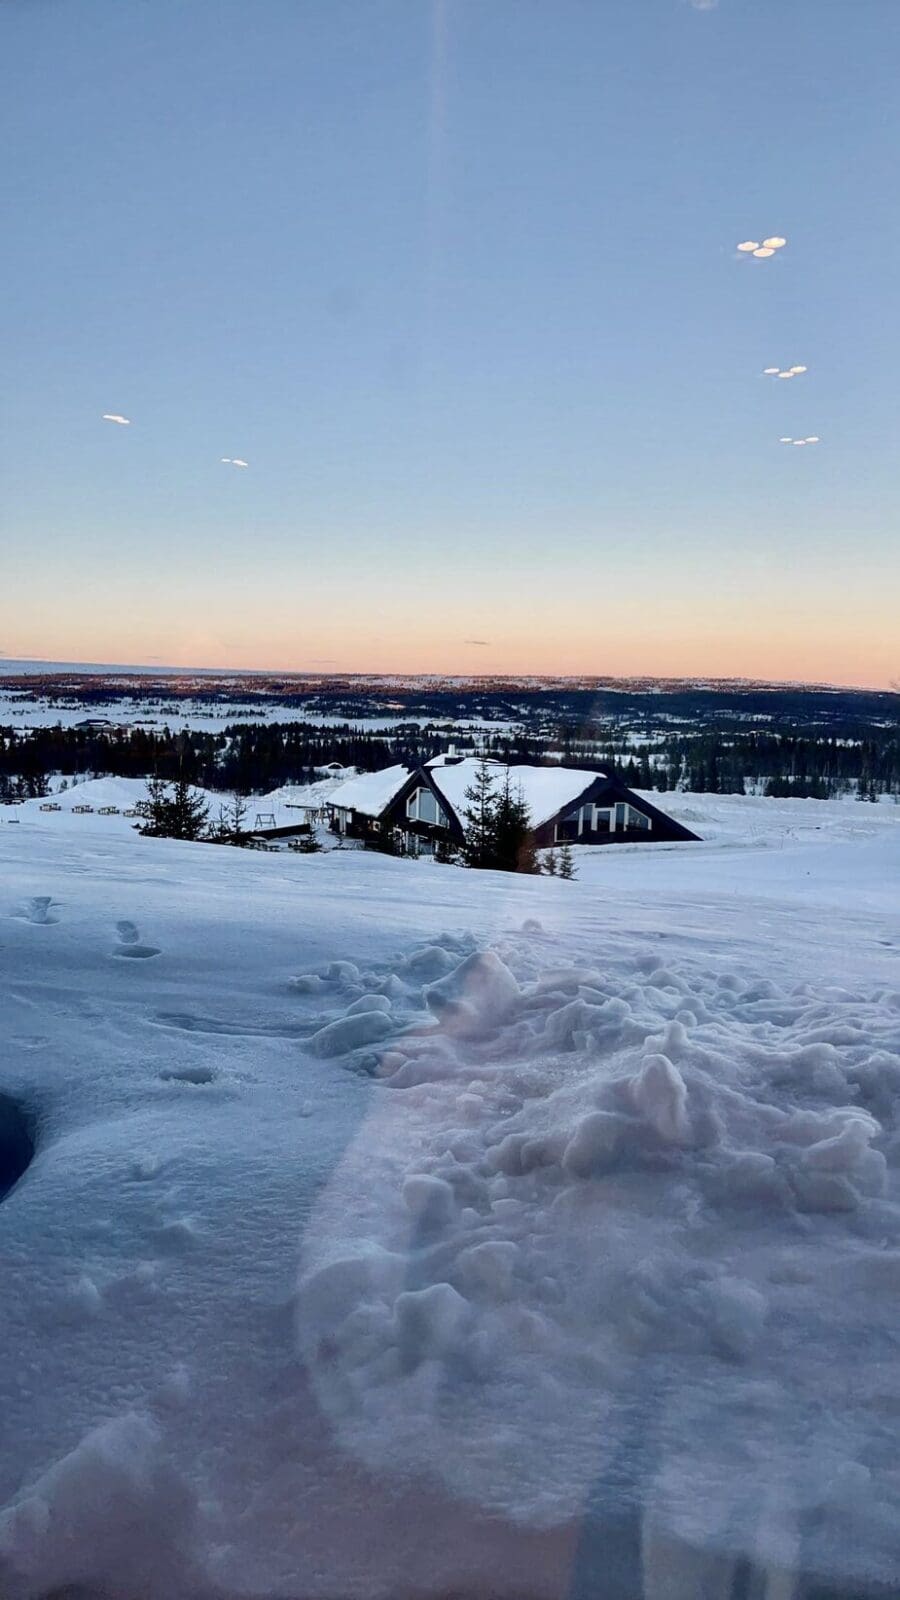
[[430, 760, 605, 829], [327, 764, 412, 818], [326, 759, 611, 828]]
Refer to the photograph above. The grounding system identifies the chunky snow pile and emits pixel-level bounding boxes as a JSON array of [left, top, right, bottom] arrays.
[[296, 934, 900, 1591], [1, 806, 899, 1598]]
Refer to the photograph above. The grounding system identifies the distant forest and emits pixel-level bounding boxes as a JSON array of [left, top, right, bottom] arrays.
[[1, 718, 898, 801], [6, 675, 900, 730]]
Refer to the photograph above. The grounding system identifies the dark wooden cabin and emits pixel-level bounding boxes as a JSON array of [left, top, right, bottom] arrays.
[[329, 759, 699, 856]]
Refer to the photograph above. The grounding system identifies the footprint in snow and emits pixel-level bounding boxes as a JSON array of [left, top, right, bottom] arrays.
[[17, 896, 60, 926], [159, 1064, 217, 1085], [113, 920, 160, 960]]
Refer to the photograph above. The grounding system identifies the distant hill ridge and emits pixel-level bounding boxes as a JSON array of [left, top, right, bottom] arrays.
[[1, 661, 893, 697]]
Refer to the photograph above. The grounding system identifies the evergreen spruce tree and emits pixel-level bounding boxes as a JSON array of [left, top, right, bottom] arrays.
[[136, 776, 172, 836], [137, 776, 208, 841], [461, 756, 499, 868], [558, 840, 576, 880], [493, 769, 519, 871], [169, 776, 209, 840], [544, 849, 558, 876], [487, 769, 538, 874]]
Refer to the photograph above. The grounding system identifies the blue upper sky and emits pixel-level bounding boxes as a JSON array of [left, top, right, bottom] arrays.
[[2, 0, 898, 684]]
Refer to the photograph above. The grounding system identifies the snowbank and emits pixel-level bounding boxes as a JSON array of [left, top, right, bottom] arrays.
[[2, 773, 346, 835], [1, 808, 899, 1597], [296, 935, 899, 1590]]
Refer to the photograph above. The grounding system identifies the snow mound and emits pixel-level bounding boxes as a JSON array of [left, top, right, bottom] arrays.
[[308, 1010, 394, 1057], [297, 932, 900, 1588], [0, 1413, 198, 1599], [423, 949, 521, 1037]]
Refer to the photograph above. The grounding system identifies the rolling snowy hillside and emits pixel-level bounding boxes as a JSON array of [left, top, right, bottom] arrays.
[[1, 801, 899, 1599]]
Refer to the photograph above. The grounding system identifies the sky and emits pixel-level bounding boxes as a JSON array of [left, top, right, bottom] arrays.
[[1, 0, 898, 688]]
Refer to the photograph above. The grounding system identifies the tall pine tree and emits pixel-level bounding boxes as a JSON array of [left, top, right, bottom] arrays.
[[460, 757, 498, 868], [493, 769, 537, 873], [461, 761, 538, 873]]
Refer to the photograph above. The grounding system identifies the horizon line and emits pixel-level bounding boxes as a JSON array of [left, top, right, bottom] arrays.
[[0, 657, 896, 697]]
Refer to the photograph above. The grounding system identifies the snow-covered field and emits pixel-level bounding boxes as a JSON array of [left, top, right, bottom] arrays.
[[1, 797, 899, 1599], [0, 692, 509, 735], [2, 775, 348, 836]]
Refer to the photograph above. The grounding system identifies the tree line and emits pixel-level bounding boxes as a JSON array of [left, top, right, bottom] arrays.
[[646, 730, 899, 799], [0, 721, 548, 799], [0, 718, 897, 803]]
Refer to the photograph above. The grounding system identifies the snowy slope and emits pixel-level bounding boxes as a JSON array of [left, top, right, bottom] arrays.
[[3, 776, 196, 832], [0, 691, 507, 734], [635, 787, 900, 850], [1, 807, 899, 1599], [3, 775, 348, 834]]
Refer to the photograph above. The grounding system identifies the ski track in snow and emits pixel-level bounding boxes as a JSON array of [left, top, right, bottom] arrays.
[[0, 818, 898, 1599]]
